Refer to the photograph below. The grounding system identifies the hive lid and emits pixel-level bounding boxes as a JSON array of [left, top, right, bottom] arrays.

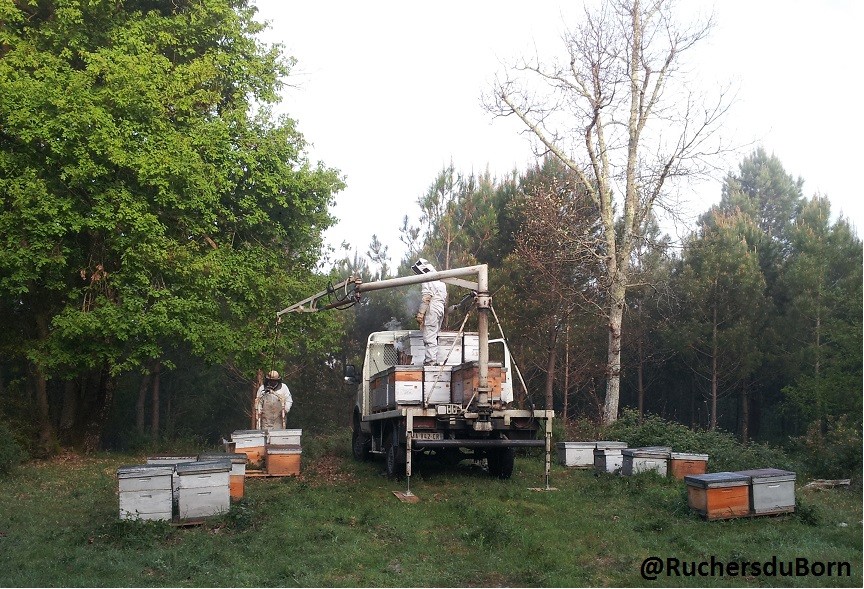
[[734, 468, 796, 483], [556, 441, 597, 449], [117, 464, 175, 478], [267, 444, 302, 455], [232, 429, 265, 437], [595, 441, 627, 449], [670, 452, 709, 461], [267, 429, 303, 436], [175, 459, 231, 474], [146, 455, 197, 463], [198, 452, 248, 464], [684, 471, 750, 488], [623, 447, 670, 458], [593, 447, 624, 455]]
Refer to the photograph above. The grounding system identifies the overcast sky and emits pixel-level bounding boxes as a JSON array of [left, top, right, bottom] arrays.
[[253, 0, 862, 269]]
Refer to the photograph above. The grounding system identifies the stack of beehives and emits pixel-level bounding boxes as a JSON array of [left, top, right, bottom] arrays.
[[117, 453, 245, 522], [684, 468, 797, 520], [228, 429, 302, 477]]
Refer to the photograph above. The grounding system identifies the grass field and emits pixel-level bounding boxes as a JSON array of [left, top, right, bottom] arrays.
[[0, 432, 860, 587]]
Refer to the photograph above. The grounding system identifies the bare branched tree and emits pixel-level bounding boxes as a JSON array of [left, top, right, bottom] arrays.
[[485, 0, 731, 424]]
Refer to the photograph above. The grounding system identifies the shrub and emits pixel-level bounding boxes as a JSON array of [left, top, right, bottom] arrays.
[[0, 420, 27, 474], [794, 416, 862, 483], [604, 409, 795, 473]]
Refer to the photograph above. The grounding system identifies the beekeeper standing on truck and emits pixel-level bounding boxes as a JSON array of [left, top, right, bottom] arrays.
[[412, 258, 447, 366], [256, 370, 293, 430]]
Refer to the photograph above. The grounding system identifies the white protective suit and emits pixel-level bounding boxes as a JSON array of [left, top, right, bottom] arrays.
[[418, 279, 448, 365], [255, 382, 293, 430]]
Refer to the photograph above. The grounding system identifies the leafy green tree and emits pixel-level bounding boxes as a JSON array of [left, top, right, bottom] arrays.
[[674, 211, 767, 434], [781, 196, 863, 429], [713, 147, 805, 298], [0, 0, 343, 451]]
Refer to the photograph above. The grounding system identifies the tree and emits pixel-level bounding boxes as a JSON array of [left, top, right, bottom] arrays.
[[486, 0, 730, 424], [673, 210, 766, 433], [780, 197, 863, 429], [0, 0, 343, 451]]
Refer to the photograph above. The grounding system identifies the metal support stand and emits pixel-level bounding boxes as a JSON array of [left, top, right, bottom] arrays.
[[530, 412, 558, 492]]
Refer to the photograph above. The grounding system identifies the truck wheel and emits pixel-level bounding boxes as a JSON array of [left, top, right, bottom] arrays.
[[488, 447, 515, 480], [352, 415, 370, 462], [385, 433, 405, 479]]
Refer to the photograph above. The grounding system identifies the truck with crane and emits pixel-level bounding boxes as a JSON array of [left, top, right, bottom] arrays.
[[277, 264, 553, 486]]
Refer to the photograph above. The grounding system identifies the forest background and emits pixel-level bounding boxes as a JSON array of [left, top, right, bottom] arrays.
[[0, 0, 860, 484]]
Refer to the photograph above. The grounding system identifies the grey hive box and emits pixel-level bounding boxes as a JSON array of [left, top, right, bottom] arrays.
[[267, 429, 302, 446], [556, 442, 597, 468], [117, 464, 174, 521], [621, 447, 671, 476], [735, 468, 796, 515], [594, 447, 625, 473], [175, 460, 231, 519], [594, 440, 628, 471]]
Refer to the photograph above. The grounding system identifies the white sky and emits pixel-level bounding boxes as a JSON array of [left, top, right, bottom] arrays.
[[254, 0, 863, 268]]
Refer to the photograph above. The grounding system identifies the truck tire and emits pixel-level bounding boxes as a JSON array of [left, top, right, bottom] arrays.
[[351, 414, 370, 461], [385, 431, 405, 479], [487, 447, 515, 480]]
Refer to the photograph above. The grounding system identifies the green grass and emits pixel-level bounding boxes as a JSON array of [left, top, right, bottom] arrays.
[[0, 434, 860, 587]]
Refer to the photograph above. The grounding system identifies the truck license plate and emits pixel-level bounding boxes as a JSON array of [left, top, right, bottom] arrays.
[[413, 432, 443, 441]]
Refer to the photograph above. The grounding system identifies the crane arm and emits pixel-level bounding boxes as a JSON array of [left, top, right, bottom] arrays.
[[276, 276, 362, 317]]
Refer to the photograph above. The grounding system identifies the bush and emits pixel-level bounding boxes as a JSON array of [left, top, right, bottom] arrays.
[[0, 420, 27, 474], [604, 409, 795, 473], [794, 416, 862, 483]]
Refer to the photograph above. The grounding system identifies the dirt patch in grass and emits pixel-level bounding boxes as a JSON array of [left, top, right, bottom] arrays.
[[299, 452, 357, 487]]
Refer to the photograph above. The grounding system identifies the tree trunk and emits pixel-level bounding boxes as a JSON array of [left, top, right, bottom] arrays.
[[544, 327, 559, 412], [710, 303, 718, 430], [563, 323, 570, 426], [251, 368, 263, 428], [740, 379, 750, 444], [80, 367, 116, 452], [150, 361, 161, 440], [602, 282, 626, 425], [136, 372, 151, 435], [637, 334, 645, 423], [33, 314, 56, 455], [60, 379, 78, 432]]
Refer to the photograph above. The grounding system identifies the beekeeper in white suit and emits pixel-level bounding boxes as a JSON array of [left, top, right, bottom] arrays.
[[411, 258, 448, 365]]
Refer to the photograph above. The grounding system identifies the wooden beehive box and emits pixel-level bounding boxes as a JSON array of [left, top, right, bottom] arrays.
[[423, 365, 453, 404], [266, 444, 302, 476], [450, 361, 504, 405], [669, 452, 709, 479], [621, 447, 671, 476], [735, 468, 796, 515], [685, 472, 751, 520], [594, 447, 625, 473], [370, 366, 423, 410], [556, 442, 596, 468], [232, 430, 266, 467], [175, 460, 231, 519], [117, 464, 174, 521], [199, 452, 248, 501]]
